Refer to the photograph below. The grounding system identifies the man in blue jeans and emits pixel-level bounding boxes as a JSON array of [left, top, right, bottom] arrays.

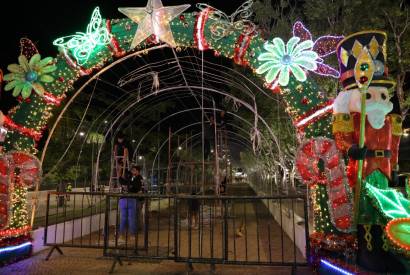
[[119, 166, 143, 243]]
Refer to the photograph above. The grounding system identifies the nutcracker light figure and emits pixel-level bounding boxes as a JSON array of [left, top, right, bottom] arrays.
[[333, 31, 405, 272]]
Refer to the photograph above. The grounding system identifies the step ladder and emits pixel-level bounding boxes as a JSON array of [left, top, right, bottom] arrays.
[[109, 155, 130, 192]]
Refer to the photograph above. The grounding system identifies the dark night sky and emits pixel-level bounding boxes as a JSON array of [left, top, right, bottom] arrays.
[[0, 0, 235, 67], [0, 0, 235, 112]]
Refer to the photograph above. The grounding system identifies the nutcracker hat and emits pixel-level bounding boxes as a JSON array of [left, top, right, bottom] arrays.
[[336, 31, 396, 90]]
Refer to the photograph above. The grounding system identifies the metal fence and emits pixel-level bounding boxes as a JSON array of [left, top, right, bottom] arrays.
[[103, 194, 175, 261], [176, 195, 309, 266], [43, 191, 107, 259], [43, 192, 309, 273]]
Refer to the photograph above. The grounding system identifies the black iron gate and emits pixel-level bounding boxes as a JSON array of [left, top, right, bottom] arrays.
[[173, 195, 310, 268], [43, 192, 310, 273]]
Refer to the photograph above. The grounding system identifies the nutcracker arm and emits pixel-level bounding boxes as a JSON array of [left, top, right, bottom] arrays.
[[332, 113, 354, 153], [348, 144, 367, 160]]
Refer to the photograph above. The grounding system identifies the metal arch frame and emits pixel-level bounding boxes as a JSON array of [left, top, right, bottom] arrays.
[[92, 86, 284, 187], [166, 124, 266, 170], [117, 56, 263, 102], [42, 65, 274, 178], [171, 133, 260, 192], [93, 86, 282, 160], [119, 54, 278, 100], [39, 45, 289, 199], [87, 53, 286, 143], [149, 122, 260, 187], [40, 44, 168, 165], [131, 107, 273, 162], [170, 127, 263, 185], [41, 45, 291, 168]]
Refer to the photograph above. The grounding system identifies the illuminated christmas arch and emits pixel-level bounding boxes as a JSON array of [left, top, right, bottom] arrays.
[[2, 4, 343, 155], [0, 1, 344, 262]]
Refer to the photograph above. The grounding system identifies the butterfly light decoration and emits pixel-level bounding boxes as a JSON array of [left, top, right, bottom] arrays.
[[196, 0, 256, 40], [53, 7, 111, 66], [292, 21, 344, 78]]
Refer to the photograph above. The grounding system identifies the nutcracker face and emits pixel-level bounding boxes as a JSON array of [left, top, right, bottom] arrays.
[[348, 87, 393, 129]]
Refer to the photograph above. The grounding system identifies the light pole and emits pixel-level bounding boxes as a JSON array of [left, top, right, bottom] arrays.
[[137, 155, 146, 191]]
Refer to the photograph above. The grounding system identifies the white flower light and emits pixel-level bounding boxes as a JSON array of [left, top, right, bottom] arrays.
[[256, 37, 319, 86]]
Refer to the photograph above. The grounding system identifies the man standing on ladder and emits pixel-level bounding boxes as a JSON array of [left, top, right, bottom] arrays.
[[114, 132, 130, 188]]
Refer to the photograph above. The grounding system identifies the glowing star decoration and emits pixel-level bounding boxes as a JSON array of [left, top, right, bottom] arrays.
[[256, 37, 319, 86], [4, 54, 56, 99], [118, 0, 190, 49], [292, 21, 344, 78], [366, 183, 410, 219], [53, 7, 111, 66]]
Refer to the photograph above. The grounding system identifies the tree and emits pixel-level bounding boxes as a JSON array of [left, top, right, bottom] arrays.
[[303, 0, 410, 115], [381, 0, 410, 115], [253, 0, 300, 39]]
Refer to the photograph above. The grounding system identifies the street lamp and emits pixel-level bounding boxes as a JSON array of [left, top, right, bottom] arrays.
[[79, 132, 85, 137], [178, 146, 182, 151], [138, 155, 143, 160]]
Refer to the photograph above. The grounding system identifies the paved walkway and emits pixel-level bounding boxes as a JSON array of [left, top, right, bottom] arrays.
[[0, 247, 313, 275]]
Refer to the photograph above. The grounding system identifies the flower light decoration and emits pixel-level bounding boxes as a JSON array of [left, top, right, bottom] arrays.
[[257, 21, 343, 87], [257, 37, 318, 86], [4, 54, 56, 99]]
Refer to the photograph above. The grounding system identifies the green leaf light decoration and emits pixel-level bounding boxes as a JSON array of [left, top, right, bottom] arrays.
[[4, 54, 56, 99], [386, 218, 410, 253], [256, 37, 319, 86], [86, 132, 105, 144], [53, 7, 111, 66], [366, 183, 410, 220]]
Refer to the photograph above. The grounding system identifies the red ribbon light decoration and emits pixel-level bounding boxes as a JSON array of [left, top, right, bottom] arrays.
[[106, 20, 125, 57], [194, 8, 212, 51], [234, 32, 254, 66], [3, 116, 42, 141]]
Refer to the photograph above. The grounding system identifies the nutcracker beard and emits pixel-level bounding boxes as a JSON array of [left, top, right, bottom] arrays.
[[347, 87, 393, 129]]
